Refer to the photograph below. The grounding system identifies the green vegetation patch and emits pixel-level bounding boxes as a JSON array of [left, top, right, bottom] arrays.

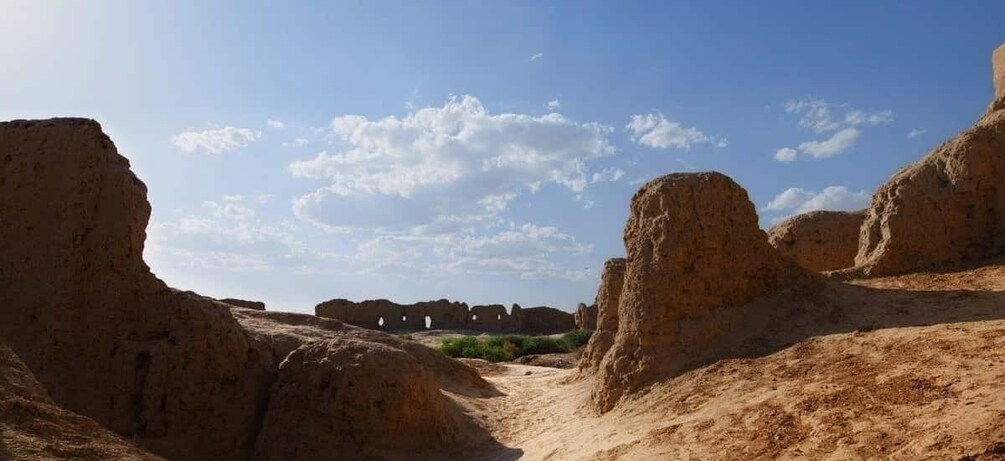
[[438, 330, 594, 362]]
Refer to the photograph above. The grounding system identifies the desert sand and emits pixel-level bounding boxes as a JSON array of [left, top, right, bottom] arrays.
[[453, 262, 1005, 460]]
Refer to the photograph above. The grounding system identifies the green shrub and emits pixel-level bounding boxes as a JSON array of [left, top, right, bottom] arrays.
[[438, 330, 594, 362], [560, 329, 593, 348]]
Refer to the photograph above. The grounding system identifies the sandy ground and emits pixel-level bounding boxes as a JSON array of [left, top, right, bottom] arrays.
[[448, 262, 1005, 460]]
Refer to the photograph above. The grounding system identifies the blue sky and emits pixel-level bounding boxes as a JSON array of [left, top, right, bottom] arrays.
[[2, 1, 1003, 313]]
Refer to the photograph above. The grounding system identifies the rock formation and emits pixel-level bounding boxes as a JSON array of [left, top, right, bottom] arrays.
[[591, 172, 806, 412], [219, 298, 266, 310], [0, 341, 163, 460], [315, 298, 578, 334], [851, 45, 1005, 276], [574, 303, 598, 331], [768, 210, 865, 272], [0, 118, 488, 461], [577, 258, 626, 375]]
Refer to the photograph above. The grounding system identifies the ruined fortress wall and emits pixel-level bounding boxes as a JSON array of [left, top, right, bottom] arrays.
[[314, 298, 580, 334]]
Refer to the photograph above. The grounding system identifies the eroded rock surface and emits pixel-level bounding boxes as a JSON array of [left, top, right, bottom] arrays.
[[577, 258, 626, 376], [852, 48, 1005, 276], [768, 210, 865, 272], [592, 172, 806, 412]]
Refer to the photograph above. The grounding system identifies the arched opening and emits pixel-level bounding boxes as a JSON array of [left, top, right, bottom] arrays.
[[377, 316, 385, 328], [471, 314, 478, 321], [497, 314, 501, 321], [401, 315, 407, 322], [424, 315, 432, 330]]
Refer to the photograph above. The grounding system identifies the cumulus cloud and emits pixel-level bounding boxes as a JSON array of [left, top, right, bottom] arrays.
[[774, 147, 798, 162], [530, 52, 544, 61], [764, 186, 870, 217], [907, 128, 927, 138], [546, 99, 561, 110], [171, 126, 261, 154], [266, 119, 286, 129], [625, 113, 726, 150], [775, 99, 891, 162], [289, 94, 614, 234]]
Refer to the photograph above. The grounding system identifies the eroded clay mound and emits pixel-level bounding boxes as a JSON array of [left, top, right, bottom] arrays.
[[577, 258, 626, 376], [574, 303, 598, 331], [254, 339, 467, 460], [231, 308, 489, 395], [592, 172, 806, 412], [0, 342, 162, 460], [0, 119, 275, 460], [991, 43, 1005, 112], [851, 45, 1005, 277], [768, 210, 865, 272], [853, 111, 1005, 276]]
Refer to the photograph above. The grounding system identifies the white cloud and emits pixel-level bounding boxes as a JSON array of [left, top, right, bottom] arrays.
[[266, 119, 286, 129], [784, 99, 893, 133], [591, 167, 625, 183], [546, 99, 561, 111], [774, 147, 798, 162], [775, 127, 862, 162], [765, 186, 869, 216], [288, 94, 614, 234], [776, 99, 891, 163], [203, 200, 255, 220], [625, 113, 726, 151], [171, 126, 261, 154], [907, 128, 927, 138], [796, 127, 861, 159], [530, 52, 544, 61], [282, 137, 309, 148]]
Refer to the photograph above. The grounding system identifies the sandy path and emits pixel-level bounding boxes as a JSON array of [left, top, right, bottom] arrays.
[[450, 263, 1005, 460]]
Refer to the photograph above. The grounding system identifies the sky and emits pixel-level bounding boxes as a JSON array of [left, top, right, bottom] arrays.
[[2, 1, 1003, 313]]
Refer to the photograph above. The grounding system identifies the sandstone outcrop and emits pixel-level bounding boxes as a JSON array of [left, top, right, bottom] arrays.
[[0, 341, 162, 460], [0, 118, 487, 461], [768, 210, 865, 272], [219, 298, 266, 310], [592, 172, 807, 411], [577, 258, 626, 375], [574, 303, 598, 331], [851, 45, 1005, 276], [315, 298, 578, 334]]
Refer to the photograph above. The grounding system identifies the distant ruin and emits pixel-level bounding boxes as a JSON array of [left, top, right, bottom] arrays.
[[315, 298, 579, 335]]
